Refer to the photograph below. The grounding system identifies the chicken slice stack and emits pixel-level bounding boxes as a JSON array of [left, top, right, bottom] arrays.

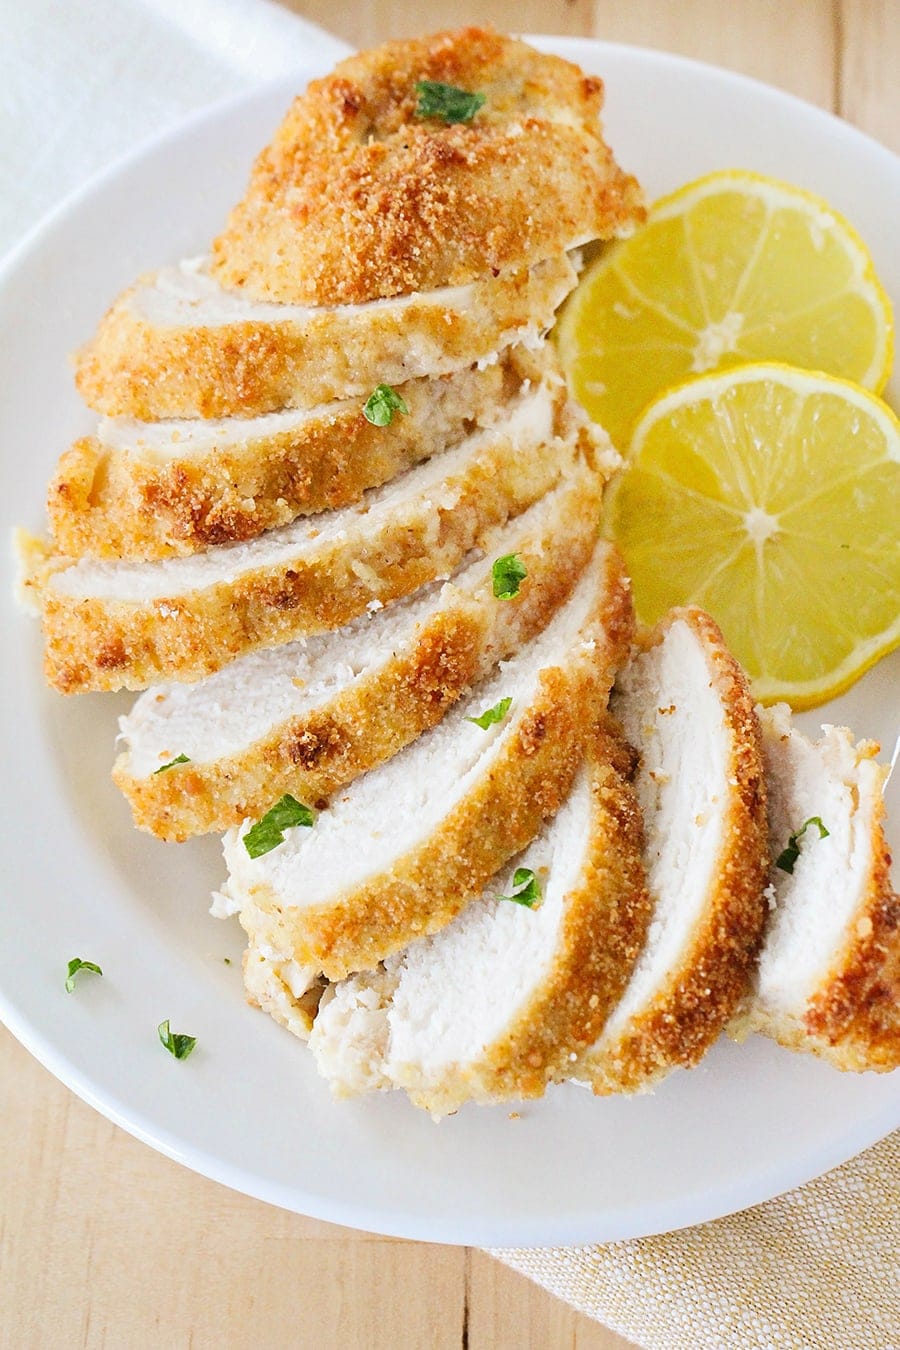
[[26, 28, 642, 696], [21, 28, 897, 1117], [21, 29, 643, 1040]]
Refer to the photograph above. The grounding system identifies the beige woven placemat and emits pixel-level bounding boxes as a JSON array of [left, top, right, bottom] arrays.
[[491, 1129, 899, 1349]]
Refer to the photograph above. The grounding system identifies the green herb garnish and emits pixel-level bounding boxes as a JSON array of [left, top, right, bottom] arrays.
[[244, 794, 315, 859], [498, 867, 542, 908], [492, 553, 527, 600], [466, 696, 512, 730], [157, 1019, 197, 1061], [153, 753, 190, 774], [414, 80, 485, 124], [65, 957, 102, 993], [775, 816, 830, 874], [363, 383, 410, 427]]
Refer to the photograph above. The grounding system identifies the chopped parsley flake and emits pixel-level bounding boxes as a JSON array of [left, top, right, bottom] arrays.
[[414, 80, 485, 124], [244, 794, 315, 859], [157, 1019, 197, 1061], [466, 696, 512, 730], [492, 553, 527, 600], [498, 867, 542, 908], [153, 753, 190, 774], [775, 816, 830, 874], [363, 383, 410, 427], [65, 958, 102, 993]]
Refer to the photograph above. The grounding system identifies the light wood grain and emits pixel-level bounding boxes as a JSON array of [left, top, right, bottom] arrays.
[[4, 3, 893, 1347], [293, 1, 595, 47], [591, 0, 836, 106], [468, 1249, 634, 1347], [0, 1026, 634, 1349], [839, 0, 900, 153]]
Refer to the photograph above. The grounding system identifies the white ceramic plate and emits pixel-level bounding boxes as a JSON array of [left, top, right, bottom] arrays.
[[1, 38, 898, 1248]]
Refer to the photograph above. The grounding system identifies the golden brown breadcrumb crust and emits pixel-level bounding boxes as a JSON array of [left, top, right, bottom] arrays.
[[50, 354, 530, 561], [211, 28, 644, 305], [805, 834, 899, 1069], [33, 397, 579, 694], [582, 607, 769, 1095], [400, 720, 651, 1116], [240, 545, 635, 983], [75, 253, 577, 420], [113, 464, 604, 839]]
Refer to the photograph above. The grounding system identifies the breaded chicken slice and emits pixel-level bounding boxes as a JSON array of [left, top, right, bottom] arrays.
[[51, 347, 540, 562], [75, 252, 576, 421], [732, 704, 899, 1071], [211, 27, 644, 306], [113, 461, 609, 840], [224, 544, 634, 997], [309, 721, 649, 1118], [580, 610, 769, 1094], [25, 377, 578, 693]]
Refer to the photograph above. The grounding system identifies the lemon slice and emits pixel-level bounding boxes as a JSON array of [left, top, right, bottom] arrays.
[[557, 171, 894, 447], [605, 364, 900, 709]]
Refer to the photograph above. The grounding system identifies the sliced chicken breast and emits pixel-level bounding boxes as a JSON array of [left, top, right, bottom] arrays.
[[734, 704, 899, 1071], [29, 379, 585, 692], [51, 349, 540, 561], [224, 544, 633, 999], [113, 463, 608, 839], [579, 608, 768, 1094], [75, 252, 577, 420], [309, 721, 649, 1117]]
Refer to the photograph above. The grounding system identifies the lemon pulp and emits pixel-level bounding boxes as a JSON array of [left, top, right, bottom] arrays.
[[605, 364, 900, 709], [558, 171, 894, 448]]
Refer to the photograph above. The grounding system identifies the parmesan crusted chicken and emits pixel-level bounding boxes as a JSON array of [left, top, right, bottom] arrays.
[[310, 721, 649, 1118], [36, 30, 898, 1122], [733, 705, 899, 1071], [211, 27, 644, 306], [53, 347, 547, 561], [75, 252, 577, 420]]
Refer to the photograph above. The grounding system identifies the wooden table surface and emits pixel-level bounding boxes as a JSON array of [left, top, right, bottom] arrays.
[[2, 3, 897, 1347]]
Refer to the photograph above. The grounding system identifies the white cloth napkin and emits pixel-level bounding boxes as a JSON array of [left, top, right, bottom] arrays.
[[4, 7, 897, 1347], [0, 0, 349, 260]]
